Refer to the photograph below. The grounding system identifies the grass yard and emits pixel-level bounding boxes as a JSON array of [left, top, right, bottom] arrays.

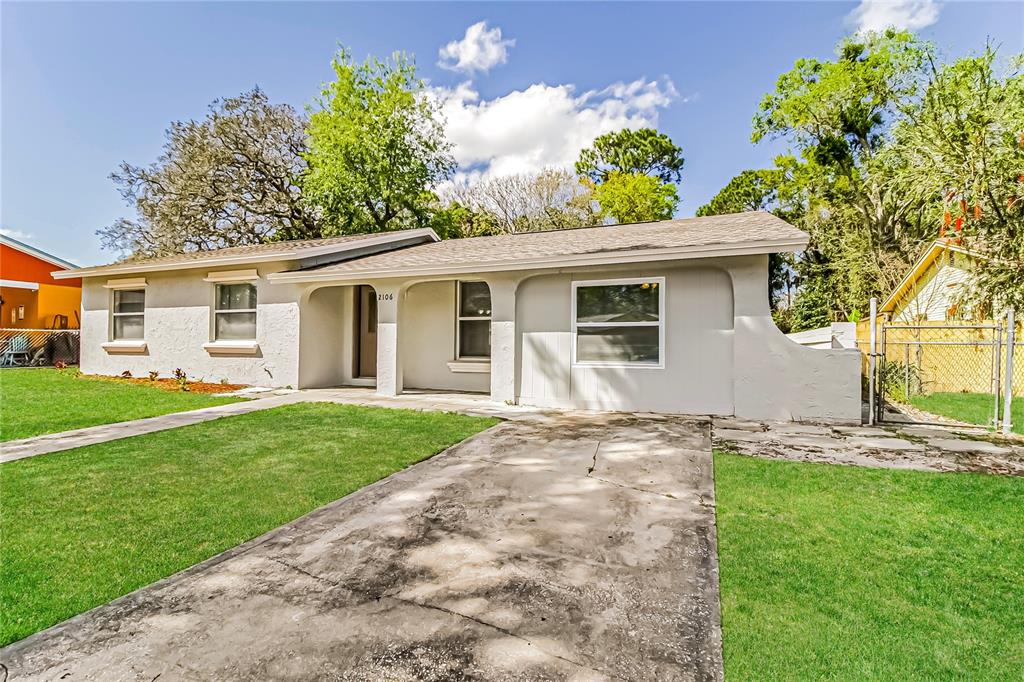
[[0, 368, 244, 441], [714, 452, 1024, 680], [0, 403, 497, 645], [910, 391, 1022, 434]]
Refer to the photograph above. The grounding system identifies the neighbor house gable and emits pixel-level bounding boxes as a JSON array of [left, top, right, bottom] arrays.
[[880, 240, 983, 321]]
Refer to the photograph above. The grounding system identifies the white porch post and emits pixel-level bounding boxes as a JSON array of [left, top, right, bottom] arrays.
[[486, 276, 519, 404], [372, 282, 404, 396]]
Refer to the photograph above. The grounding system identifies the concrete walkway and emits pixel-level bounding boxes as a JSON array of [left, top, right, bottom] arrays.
[[0, 388, 545, 463], [0, 413, 723, 681]]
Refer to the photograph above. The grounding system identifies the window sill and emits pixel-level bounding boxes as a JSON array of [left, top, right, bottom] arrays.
[[447, 360, 491, 373], [101, 340, 147, 354], [203, 340, 260, 355]]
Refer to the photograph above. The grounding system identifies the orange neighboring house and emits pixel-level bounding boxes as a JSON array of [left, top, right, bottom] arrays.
[[0, 235, 82, 329]]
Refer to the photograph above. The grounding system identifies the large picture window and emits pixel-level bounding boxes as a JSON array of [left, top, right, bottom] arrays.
[[457, 281, 491, 359], [112, 289, 145, 340], [572, 278, 664, 367], [215, 283, 257, 340]]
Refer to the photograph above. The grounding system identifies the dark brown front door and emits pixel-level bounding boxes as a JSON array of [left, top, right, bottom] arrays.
[[357, 285, 377, 378]]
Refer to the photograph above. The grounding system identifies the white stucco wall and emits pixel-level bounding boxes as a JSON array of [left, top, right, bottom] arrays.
[[77, 249, 861, 423], [297, 285, 352, 389], [79, 262, 303, 387], [729, 255, 861, 422], [516, 265, 735, 414], [401, 281, 490, 393]]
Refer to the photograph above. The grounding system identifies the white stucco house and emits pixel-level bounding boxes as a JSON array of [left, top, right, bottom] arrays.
[[53, 212, 861, 422]]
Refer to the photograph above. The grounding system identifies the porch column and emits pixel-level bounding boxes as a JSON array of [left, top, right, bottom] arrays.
[[486, 276, 519, 404], [372, 282, 404, 396]]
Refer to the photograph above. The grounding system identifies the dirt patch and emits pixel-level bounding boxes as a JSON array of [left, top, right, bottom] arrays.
[[83, 374, 247, 394]]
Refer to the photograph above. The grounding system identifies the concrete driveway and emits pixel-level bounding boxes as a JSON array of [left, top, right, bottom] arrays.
[[1, 413, 722, 681]]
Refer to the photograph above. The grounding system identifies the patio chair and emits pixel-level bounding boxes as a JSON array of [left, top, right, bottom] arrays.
[[1, 335, 31, 367]]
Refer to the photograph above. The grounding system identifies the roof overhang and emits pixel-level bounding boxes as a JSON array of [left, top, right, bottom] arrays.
[[267, 235, 808, 285], [0, 279, 40, 291], [1, 235, 77, 270], [50, 229, 439, 281]]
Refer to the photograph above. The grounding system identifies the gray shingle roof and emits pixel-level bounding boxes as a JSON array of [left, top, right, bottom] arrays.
[[278, 212, 806, 280], [53, 229, 438, 279]]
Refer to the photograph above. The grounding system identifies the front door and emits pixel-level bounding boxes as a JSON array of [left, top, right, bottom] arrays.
[[357, 285, 377, 378]]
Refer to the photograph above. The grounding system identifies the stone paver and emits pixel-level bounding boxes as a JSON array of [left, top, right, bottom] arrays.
[[923, 438, 1012, 455], [0, 413, 723, 681], [843, 436, 924, 452], [714, 416, 1023, 476]]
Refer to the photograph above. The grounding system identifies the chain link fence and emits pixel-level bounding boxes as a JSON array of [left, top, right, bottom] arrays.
[[861, 315, 1021, 432], [0, 329, 80, 367]]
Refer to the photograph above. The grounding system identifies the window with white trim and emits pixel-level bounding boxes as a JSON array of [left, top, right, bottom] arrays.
[[112, 289, 145, 340], [456, 281, 491, 359], [214, 283, 257, 340], [572, 278, 664, 366]]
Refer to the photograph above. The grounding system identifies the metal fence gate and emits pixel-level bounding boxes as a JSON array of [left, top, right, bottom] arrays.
[[866, 305, 1021, 432]]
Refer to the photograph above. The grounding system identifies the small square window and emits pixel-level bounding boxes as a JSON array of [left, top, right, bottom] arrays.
[[572, 279, 664, 367], [215, 283, 257, 340], [112, 289, 145, 340]]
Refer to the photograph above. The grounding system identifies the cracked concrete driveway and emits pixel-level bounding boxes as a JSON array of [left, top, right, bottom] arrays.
[[0, 413, 722, 681]]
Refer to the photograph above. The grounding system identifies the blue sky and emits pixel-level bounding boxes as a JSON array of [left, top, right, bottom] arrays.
[[2, 1, 1021, 266]]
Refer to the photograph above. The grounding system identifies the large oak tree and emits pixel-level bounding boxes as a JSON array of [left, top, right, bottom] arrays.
[[100, 88, 316, 259]]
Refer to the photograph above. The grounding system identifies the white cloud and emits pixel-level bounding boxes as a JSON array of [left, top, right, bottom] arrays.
[[847, 0, 941, 34], [433, 76, 680, 182], [438, 21, 515, 75], [0, 227, 33, 241]]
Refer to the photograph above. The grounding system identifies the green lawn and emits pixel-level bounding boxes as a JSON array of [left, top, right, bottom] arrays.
[[714, 452, 1024, 680], [0, 403, 497, 645], [910, 391, 1022, 434], [0, 369, 244, 441]]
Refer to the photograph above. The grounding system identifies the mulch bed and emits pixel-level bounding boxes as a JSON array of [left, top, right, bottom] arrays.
[[85, 375, 247, 394]]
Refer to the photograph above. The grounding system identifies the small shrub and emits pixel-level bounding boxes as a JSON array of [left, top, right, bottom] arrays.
[[172, 368, 189, 392], [880, 360, 923, 404], [148, 371, 159, 381], [120, 370, 133, 379]]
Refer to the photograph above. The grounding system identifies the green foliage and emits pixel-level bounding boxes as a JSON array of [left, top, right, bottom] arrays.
[[303, 48, 455, 234], [788, 266, 834, 332], [696, 169, 788, 217], [752, 31, 936, 320], [428, 201, 502, 240], [589, 172, 678, 224], [697, 168, 798, 310], [888, 46, 1024, 312], [576, 127, 684, 184], [879, 359, 923, 403]]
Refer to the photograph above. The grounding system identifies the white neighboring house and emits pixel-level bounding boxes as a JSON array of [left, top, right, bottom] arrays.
[[52, 212, 861, 422], [880, 240, 981, 322]]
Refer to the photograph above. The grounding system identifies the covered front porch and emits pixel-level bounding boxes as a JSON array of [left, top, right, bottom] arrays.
[[296, 275, 520, 404]]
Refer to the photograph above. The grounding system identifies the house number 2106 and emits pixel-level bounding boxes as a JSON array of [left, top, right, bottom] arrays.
[[377, 293, 394, 301]]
